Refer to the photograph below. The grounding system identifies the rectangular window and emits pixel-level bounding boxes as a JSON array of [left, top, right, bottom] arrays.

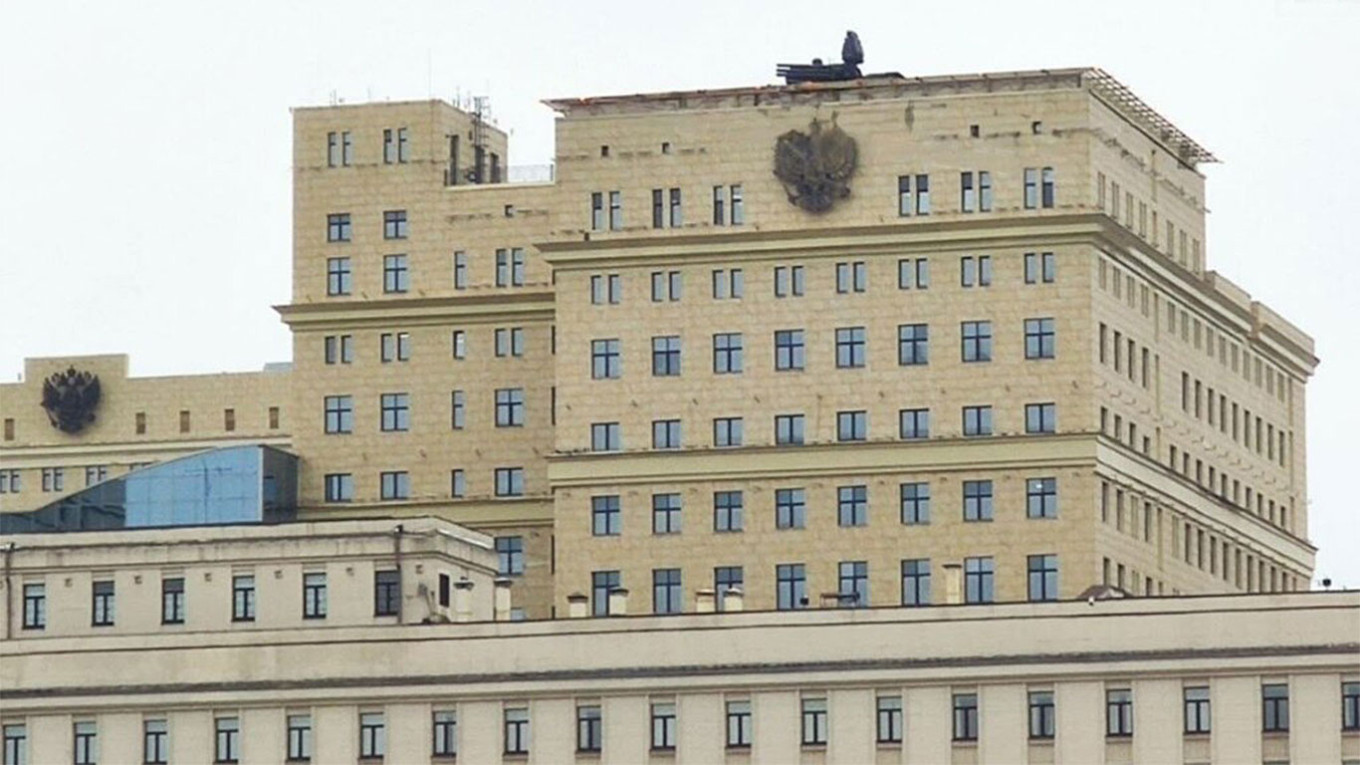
[[1025, 251, 1057, 283], [835, 327, 866, 368], [652, 493, 682, 534], [652, 189, 664, 228], [1342, 681, 1359, 731], [590, 192, 604, 231], [494, 467, 524, 497], [711, 268, 743, 299], [576, 706, 602, 753], [161, 577, 185, 624], [591, 339, 622, 379], [651, 703, 677, 751], [373, 569, 401, 616], [877, 696, 903, 743], [775, 488, 806, 529], [650, 270, 682, 302], [592, 495, 622, 536], [979, 171, 993, 211], [383, 254, 409, 293], [961, 321, 992, 362], [452, 330, 466, 359], [143, 719, 168, 765], [962, 480, 993, 521], [901, 558, 930, 605], [1184, 686, 1211, 734], [1262, 684, 1289, 732], [1024, 168, 1039, 209], [1041, 167, 1055, 207], [504, 708, 530, 755], [1027, 477, 1058, 518], [899, 408, 929, 440], [495, 388, 525, 427], [73, 721, 97, 765], [962, 405, 993, 436], [287, 715, 313, 761], [897, 175, 912, 216], [953, 694, 979, 741], [1025, 318, 1056, 359], [964, 557, 994, 603], [358, 713, 385, 759], [776, 563, 806, 610], [495, 536, 526, 576], [801, 698, 828, 745], [835, 261, 867, 293], [450, 390, 465, 429], [1107, 689, 1134, 736], [591, 570, 620, 616], [774, 413, 805, 446], [1026, 402, 1057, 434], [773, 264, 805, 297], [432, 711, 456, 757], [897, 324, 928, 366], [900, 482, 930, 525], [652, 336, 682, 376], [652, 569, 682, 614], [713, 333, 744, 373], [327, 213, 352, 242], [608, 191, 622, 230], [591, 422, 621, 451], [1027, 554, 1059, 601], [836, 410, 867, 442], [730, 185, 744, 224], [379, 392, 410, 432], [230, 574, 256, 622], [898, 257, 929, 289], [774, 329, 805, 371], [961, 171, 975, 212], [23, 583, 45, 629], [726, 701, 752, 748], [714, 491, 744, 532], [215, 717, 240, 763], [91, 580, 115, 626], [379, 470, 410, 500], [669, 188, 682, 227], [713, 185, 726, 224], [453, 251, 467, 289], [915, 174, 930, 214], [838, 561, 869, 607], [327, 257, 352, 296], [652, 419, 681, 450], [1029, 691, 1056, 740], [383, 209, 408, 239], [713, 417, 743, 447], [837, 485, 868, 526]]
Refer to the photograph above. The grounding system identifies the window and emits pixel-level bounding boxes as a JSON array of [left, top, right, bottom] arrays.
[[494, 467, 524, 497], [900, 482, 930, 525], [962, 405, 993, 436], [0, 469, 19, 495], [964, 557, 995, 603], [504, 708, 530, 755], [451, 330, 466, 359], [726, 701, 752, 748], [669, 188, 682, 227], [652, 419, 681, 450], [1024, 168, 1038, 209], [774, 330, 805, 371], [591, 339, 621, 379], [776, 563, 806, 610], [379, 470, 409, 500], [395, 127, 409, 162], [1107, 689, 1133, 736], [713, 333, 743, 373], [774, 413, 805, 446], [801, 698, 828, 745], [1026, 402, 1057, 434], [1343, 681, 1359, 731], [953, 694, 979, 741], [901, 558, 931, 606], [432, 711, 456, 758], [714, 491, 744, 532], [373, 569, 401, 616], [714, 567, 743, 609], [836, 410, 867, 442], [1028, 554, 1059, 601], [73, 721, 97, 765], [608, 191, 622, 230], [576, 705, 602, 752], [652, 189, 664, 228], [1029, 691, 1056, 739], [652, 494, 681, 534], [838, 561, 869, 606], [22, 583, 45, 629], [327, 257, 352, 295], [731, 185, 744, 224], [836, 326, 866, 368], [898, 257, 930, 288], [142, 719, 170, 765], [713, 185, 726, 224], [215, 717, 240, 763], [650, 703, 677, 751], [712, 268, 743, 299], [960, 255, 991, 287], [962, 480, 993, 521], [41, 468, 64, 492], [324, 334, 354, 365], [590, 273, 622, 304], [653, 569, 683, 614], [382, 254, 409, 293], [450, 390, 465, 429], [1024, 252, 1056, 283], [978, 171, 993, 211], [592, 495, 621, 536], [358, 713, 385, 759], [590, 192, 604, 230], [453, 252, 468, 289], [383, 209, 408, 239], [1262, 684, 1289, 732], [379, 393, 410, 432], [1184, 686, 1211, 734], [899, 408, 929, 440], [591, 422, 621, 451], [287, 714, 312, 761], [961, 321, 992, 362], [489, 536, 526, 576], [495, 388, 525, 427], [835, 261, 867, 293], [774, 265, 805, 297], [837, 485, 868, 526], [775, 488, 806, 529], [993, 472, 1040, 524], [494, 328, 525, 358], [296, 571, 328, 619], [961, 171, 976, 212], [651, 270, 682, 302], [1041, 167, 1055, 207], [225, 574, 256, 624], [327, 213, 351, 242], [162, 577, 185, 624], [897, 324, 929, 365], [1023, 317, 1056, 360], [652, 336, 681, 376], [591, 570, 620, 616]]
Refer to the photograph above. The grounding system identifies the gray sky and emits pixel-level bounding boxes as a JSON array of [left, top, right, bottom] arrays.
[[2, 0, 1355, 587]]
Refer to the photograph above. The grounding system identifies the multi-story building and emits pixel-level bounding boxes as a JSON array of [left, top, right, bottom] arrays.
[[1, 67, 1317, 621]]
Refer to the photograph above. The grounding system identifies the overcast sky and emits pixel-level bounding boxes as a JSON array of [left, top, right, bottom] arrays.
[[1, 0, 1355, 587]]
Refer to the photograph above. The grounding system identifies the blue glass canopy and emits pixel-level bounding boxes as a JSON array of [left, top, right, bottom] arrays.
[[0, 445, 297, 534]]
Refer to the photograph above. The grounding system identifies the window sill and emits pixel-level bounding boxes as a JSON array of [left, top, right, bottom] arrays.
[[951, 739, 978, 747], [1262, 730, 1290, 737], [876, 740, 902, 748], [800, 743, 827, 751]]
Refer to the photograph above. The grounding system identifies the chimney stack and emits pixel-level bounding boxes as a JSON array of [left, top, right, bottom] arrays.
[[694, 588, 716, 614], [721, 587, 744, 612], [608, 587, 629, 616], [566, 592, 589, 619], [943, 563, 963, 605], [493, 577, 513, 621], [453, 578, 475, 623]]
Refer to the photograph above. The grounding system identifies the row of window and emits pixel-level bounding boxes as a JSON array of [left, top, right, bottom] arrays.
[[5, 681, 1354, 765], [324, 248, 529, 297], [323, 125, 410, 168], [18, 570, 402, 631], [589, 479, 1058, 539], [896, 167, 1054, 217], [589, 185, 745, 231], [1, 463, 153, 496], [324, 326, 529, 365], [0, 407, 280, 452], [1166, 438, 1291, 530], [1096, 171, 1202, 273], [1180, 371, 1289, 468], [323, 467, 527, 502]]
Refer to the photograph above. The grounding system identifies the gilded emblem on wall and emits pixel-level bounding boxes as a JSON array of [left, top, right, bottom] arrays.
[[40, 366, 101, 434], [773, 116, 858, 213]]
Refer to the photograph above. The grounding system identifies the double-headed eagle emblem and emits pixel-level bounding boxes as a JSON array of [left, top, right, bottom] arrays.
[[773, 116, 859, 213], [40, 366, 101, 434]]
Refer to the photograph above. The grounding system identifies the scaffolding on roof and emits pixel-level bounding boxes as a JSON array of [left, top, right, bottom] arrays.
[[1084, 68, 1219, 166]]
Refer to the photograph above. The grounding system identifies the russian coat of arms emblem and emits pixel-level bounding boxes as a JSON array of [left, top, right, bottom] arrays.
[[40, 366, 102, 434], [773, 116, 859, 213]]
